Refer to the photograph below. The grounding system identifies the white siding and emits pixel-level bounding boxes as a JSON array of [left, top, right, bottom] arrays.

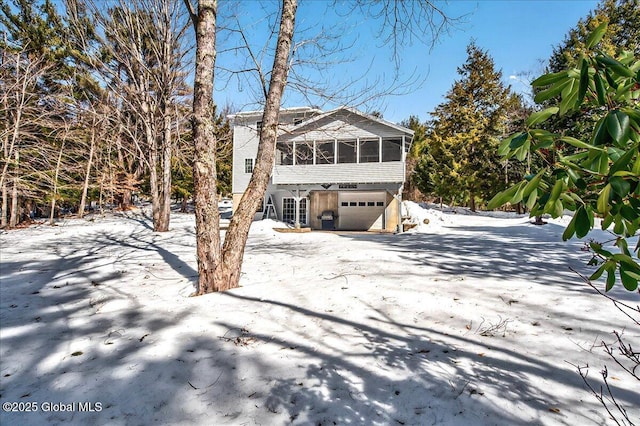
[[272, 162, 404, 185], [232, 123, 260, 194], [232, 108, 412, 194]]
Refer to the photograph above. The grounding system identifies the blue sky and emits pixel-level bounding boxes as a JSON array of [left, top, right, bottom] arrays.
[[215, 0, 601, 123]]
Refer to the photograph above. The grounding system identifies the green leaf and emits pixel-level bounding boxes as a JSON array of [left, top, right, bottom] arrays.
[[620, 266, 639, 291], [559, 83, 579, 116], [531, 71, 569, 87], [554, 199, 564, 217], [597, 184, 612, 214], [563, 214, 576, 241], [578, 59, 589, 105], [598, 152, 610, 175], [526, 188, 538, 210], [593, 72, 606, 105], [606, 111, 631, 144], [609, 147, 637, 176], [592, 116, 609, 145], [609, 176, 631, 198], [596, 55, 635, 78], [559, 136, 602, 151], [509, 132, 529, 150], [604, 68, 619, 89], [590, 242, 614, 257], [534, 80, 571, 103], [487, 183, 520, 210], [606, 268, 616, 291], [575, 206, 590, 238], [498, 136, 513, 156], [523, 169, 545, 197], [590, 262, 608, 282], [586, 22, 608, 48], [602, 213, 614, 230], [526, 107, 559, 127]]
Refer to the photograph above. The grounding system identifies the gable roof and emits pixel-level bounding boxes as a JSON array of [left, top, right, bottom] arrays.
[[290, 106, 414, 136]]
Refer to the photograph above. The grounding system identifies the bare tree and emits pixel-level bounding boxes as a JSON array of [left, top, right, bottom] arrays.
[[0, 47, 59, 227], [185, 0, 459, 293], [86, 0, 192, 231]]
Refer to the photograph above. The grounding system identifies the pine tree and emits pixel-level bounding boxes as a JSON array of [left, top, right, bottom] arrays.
[[416, 42, 513, 210], [401, 115, 427, 201]]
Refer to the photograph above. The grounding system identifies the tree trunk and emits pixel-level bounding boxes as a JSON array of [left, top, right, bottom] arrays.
[[49, 139, 65, 226], [469, 190, 476, 212], [156, 107, 172, 232], [1, 180, 7, 228], [191, 0, 224, 294], [78, 122, 96, 219], [145, 117, 162, 228], [218, 0, 298, 291], [9, 174, 18, 228]]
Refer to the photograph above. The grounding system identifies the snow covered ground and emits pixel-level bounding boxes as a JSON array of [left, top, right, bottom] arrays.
[[0, 202, 638, 425]]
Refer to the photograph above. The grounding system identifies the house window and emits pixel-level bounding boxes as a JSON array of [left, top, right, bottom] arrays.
[[293, 118, 303, 125], [256, 121, 262, 130], [276, 142, 294, 165], [295, 142, 314, 165], [282, 197, 307, 224], [245, 158, 254, 173], [382, 138, 403, 162], [337, 140, 357, 163], [316, 141, 335, 164], [359, 139, 379, 163], [376, 201, 385, 207]]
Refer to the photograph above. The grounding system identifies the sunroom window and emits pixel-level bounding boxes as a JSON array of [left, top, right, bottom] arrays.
[[359, 139, 379, 163], [315, 141, 335, 164], [337, 140, 357, 163], [276, 142, 293, 165], [295, 142, 314, 165], [382, 138, 403, 162]]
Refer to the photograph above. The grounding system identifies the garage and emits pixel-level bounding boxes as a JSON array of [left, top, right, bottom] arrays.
[[337, 191, 387, 231]]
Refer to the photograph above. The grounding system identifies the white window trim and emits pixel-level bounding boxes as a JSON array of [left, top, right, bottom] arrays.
[[244, 158, 254, 173]]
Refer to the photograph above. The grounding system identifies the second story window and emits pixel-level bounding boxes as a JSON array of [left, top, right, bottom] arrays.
[[382, 138, 403, 162], [276, 142, 294, 165], [256, 121, 262, 131], [245, 158, 254, 173], [316, 141, 335, 164], [337, 140, 357, 163], [295, 142, 314, 165], [359, 139, 379, 163]]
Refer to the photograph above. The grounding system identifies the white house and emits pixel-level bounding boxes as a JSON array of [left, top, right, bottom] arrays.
[[230, 106, 414, 232]]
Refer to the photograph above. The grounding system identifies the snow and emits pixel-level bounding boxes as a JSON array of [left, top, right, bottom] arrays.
[[1, 204, 638, 425]]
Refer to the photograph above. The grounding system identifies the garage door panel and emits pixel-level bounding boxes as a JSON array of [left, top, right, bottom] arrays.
[[338, 192, 386, 231]]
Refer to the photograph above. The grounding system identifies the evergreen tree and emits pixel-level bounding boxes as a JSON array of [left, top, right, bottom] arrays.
[[401, 115, 427, 200], [542, 0, 639, 143], [415, 42, 513, 210]]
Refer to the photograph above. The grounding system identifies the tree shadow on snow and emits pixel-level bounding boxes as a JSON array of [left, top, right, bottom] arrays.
[[336, 222, 639, 302], [218, 291, 636, 425]]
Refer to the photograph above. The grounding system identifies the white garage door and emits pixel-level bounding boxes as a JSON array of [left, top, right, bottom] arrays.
[[337, 192, 386, 231]]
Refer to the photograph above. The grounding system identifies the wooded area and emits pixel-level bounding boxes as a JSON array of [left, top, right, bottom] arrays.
[[1, 0, 637, 293], [0, 0, 232, 230]]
